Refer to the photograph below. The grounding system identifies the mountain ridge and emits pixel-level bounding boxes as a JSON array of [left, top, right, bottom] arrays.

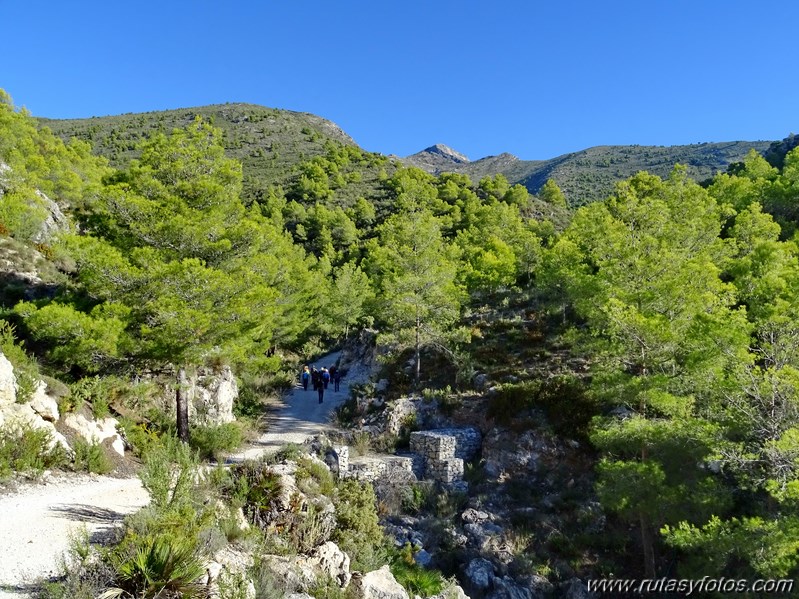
[[39, 102, 775, 205]]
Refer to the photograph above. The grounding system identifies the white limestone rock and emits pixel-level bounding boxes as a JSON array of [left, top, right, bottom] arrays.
[[0, 402, 70, 453], [191, 366, 238, 426], [310, 541, 351, 588], [29, 380, 59, 422], [0, 353, 17, 405], [354, 565, 409, 599], [62, 412, 125, 456]]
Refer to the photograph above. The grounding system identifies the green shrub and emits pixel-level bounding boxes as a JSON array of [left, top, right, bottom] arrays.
[[38, 528, 117, 599], [72, 438, 113, 474], [307, 577, 359, 599], [248, 557, 295, 597], [139, 435, 200, 512], [401, 483, 437, 515], [390, 543, 445, 597], [285, 501, 336, 553], [189, 422, 243, 461], [295, 456, 335, 496], [433, 488, 469, 519], [266, 442, 303, 464], [332, 479, 390, 571], [334, 396, 360, 425], [0, 423, 68, 479], [229, 460, 284, 528], [487, 375, 597, 440], [0, 320, 41, 403], [107, 535, 206, 599], [70, 376, 110, 419], [351, 431, 371, 456]]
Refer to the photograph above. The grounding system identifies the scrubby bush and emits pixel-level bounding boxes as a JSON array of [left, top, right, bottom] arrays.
[[71, 438, 113, 474], [189, 422, 243, 461], [138, 435, 200, 512], [0, 424, 67, 479], [487, 374, 596, 439], [107, 535, 206, 599], [295, 455, 336, 497], [0, 320, 41, 403], [228, 460, 284, 528], [332, 479, 390, 571], [390, 543, 445, 597]]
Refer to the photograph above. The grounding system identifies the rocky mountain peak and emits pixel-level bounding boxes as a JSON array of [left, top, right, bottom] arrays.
[[403, 144, 471, 174], [421, 144, 470, 164]]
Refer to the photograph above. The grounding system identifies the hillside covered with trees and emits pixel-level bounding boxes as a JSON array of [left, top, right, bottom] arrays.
[[41, 103, 773, 208], [2, 88, 799, 597]]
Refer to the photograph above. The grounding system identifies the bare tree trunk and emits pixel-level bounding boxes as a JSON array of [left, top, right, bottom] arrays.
[[176, 366, 190, 443], [640, 511, 656, 578], [415, 316, 421, 387]]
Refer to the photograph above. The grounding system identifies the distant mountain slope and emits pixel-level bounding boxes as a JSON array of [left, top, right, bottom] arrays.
[[406, 140, 773, 205], [40, 103, 775, 206], [39, 103, 362, 201]]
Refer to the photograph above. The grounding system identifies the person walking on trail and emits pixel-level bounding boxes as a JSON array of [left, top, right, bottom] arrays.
[[322, 367, 330, 390], [311, 366, 320, 391], [317, 375, 325, 404], [301, 365, 310, 391], [333, 368, 341, 392]]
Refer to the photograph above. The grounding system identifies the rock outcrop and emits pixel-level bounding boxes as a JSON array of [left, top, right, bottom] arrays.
[[0, 350, 128, 459], [190, 365, 238, 426], [353, 564, 409, 599]]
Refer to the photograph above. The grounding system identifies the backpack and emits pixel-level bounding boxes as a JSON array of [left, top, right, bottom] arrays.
[[301, 371, 309, 381], [322, 370, 330, 382]]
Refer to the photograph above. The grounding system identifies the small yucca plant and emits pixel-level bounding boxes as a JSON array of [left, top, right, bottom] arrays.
[[101, 535, 207, 599]]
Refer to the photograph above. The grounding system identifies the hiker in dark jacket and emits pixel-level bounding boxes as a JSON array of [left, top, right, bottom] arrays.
[[333, 368, 342, 392], [317, 375, 325, 404], [311, 366, 322, 391]]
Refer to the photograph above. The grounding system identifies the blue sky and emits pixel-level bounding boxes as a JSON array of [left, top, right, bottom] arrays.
[[3, 0, 796, 160]]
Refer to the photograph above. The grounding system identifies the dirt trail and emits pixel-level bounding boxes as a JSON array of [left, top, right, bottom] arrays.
[[227, 350, 364, 462], [0, 349, 364, 597], [0, 473, 149, 598]]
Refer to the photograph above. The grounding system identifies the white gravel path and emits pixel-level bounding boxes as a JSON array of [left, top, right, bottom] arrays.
[[0, 349, 365, 597], [0, 473, 149, 598]]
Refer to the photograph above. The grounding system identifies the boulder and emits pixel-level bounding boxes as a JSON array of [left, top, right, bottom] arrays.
[[260, 555, 318, 593], [520, 575, 554, 598], [354, 565, 409, 599], [29, 380, 59, 422], [310, 541, 351, 588], [0, 402, 70, 453], [0, 353, 16, 405], [463, 558, 495, 593], [487, 576, 533, 599], [560, 578, 597, 599], [62, 412, 126, 456], [473, 373, 489, 391], [461, 508, 491, 524], [191, 365, 238, 426]]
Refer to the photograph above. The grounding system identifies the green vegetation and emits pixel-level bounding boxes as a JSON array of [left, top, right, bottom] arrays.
[[0, 423, 67, 479], [4, 86, 799, 591]]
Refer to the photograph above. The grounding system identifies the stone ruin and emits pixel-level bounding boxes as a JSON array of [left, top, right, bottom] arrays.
[[341, 427, 482, 485]]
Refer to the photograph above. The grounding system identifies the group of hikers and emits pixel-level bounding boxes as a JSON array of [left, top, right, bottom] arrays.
[[300, 364, 341, 403]]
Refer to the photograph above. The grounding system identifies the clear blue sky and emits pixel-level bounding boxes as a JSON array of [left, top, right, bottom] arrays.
[[3, 0, 796, 160]]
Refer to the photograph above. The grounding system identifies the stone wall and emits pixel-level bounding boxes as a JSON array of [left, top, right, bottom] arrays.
[[340, 427, 482, 485], [409, 427, 482, 484]]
